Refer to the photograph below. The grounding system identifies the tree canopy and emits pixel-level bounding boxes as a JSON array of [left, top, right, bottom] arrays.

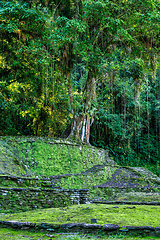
[[0, 0, 160, 174]]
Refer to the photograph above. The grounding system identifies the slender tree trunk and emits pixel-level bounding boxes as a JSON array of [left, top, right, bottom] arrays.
[[81, 117, 86, 142], [67, 74, 74, 116], [67, 75, 96, 144], [147, 76, 150, 161], [85, 113, 90, 144], [134, 79, 141, 103]]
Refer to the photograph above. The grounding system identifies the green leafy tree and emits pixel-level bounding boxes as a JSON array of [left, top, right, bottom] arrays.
[[0, 0, 160, 173]]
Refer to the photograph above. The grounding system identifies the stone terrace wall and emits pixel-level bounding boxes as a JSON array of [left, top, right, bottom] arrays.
[[0, 175, 41, 188], [0, 188, 89, 212], [0, 136, 111, 177]]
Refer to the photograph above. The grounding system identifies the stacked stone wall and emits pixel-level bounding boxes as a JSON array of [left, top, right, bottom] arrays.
[[0, 187, 89, 212]]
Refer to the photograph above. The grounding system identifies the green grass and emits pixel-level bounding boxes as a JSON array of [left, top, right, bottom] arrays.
[[0, 137, 160, 239], [1, 204, 160, 227], [18, 141, 105, 176], [0, 136, 106, 177], [0, 228, 49, 240], [0, 228, 160, 239], [59, 166, 116, 189], [0, 140, 27, 176], [116, 192, 160, 202], [0, 136, 160, 208]]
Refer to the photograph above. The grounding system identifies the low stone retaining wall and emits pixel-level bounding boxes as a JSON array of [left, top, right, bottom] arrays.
[[0, 188, 89, 212], [0, 175, 41, 188], [0, 175, 61, 188], [91, 200, 160, 205], [0, 221, 160, 236]]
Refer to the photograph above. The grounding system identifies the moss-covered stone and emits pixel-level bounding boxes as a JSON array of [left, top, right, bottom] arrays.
[[0, 136, 108, 177], [0, 136, 160, 211]]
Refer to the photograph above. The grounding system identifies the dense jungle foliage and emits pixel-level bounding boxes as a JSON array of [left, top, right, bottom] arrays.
[[0, 0, 160, 174]]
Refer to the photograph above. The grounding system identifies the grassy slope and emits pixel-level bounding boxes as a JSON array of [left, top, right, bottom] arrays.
[[0, 136, 106, 177], [0, 136, 160, 202], [0, 137, 160, 239], [0, 139, 28, 176]]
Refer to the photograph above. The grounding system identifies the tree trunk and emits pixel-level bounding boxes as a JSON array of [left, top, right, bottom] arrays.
[[67, 75, 96, 144]]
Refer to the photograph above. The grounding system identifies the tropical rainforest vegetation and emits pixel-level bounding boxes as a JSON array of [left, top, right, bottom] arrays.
[[0, 0, 160, 174]]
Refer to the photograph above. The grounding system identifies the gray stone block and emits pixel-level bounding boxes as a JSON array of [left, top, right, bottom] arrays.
[[103, 224, 120, 231]]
